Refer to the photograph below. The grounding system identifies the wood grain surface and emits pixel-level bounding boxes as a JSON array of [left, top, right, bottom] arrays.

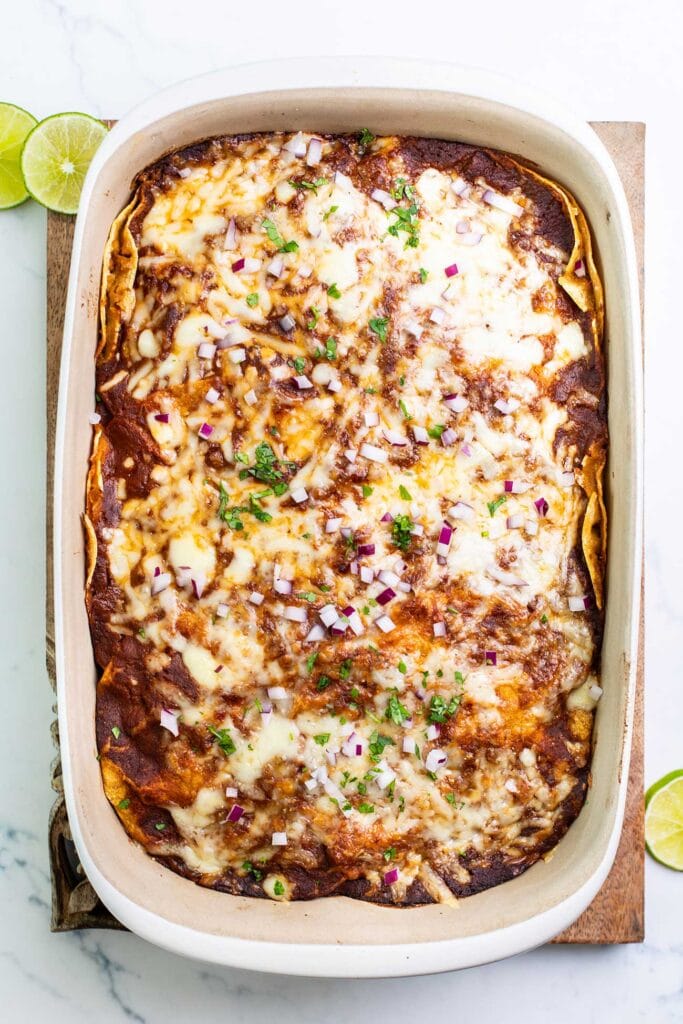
[[45, 121, 645, 942]]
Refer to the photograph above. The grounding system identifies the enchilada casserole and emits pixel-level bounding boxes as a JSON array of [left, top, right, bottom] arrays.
[[86, 131, 607, 905]]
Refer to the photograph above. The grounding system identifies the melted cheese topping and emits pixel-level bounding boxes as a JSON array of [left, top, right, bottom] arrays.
[[91, 133, 603, 904]]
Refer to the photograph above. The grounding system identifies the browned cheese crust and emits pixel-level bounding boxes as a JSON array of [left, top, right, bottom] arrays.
[[86, 132, 606, 905]]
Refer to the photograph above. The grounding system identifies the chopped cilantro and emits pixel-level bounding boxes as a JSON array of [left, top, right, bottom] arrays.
[[154, 822, 166, 831], [297, 591, 316, 603], [391, 513, 413, 552], [207, 725, 236, 757], [419, 267, 428, 283], [398, 398, 412, 421], [293, 356, 306, 374], [323, 204, 338, 221], [339, 658, 353, 680], [289, 176, 328, 193], [273, 880, 285, 896], [541, 613, 548, 624], [357, 802, 375, 814], [327, 282, 342, 299], [487, 494, 507, 517], [137, 627, 146, 640], [111, 726, 121, 740], [428, 693, 461, 723], [262, 217, 299, 253], [306, 306, 320, 330], [398, 374, 406, 387], [117, 798, 130, 810], [306, 652, 319, 673], [314, 336, 337, 361], [357, 781, 367, 795], [387, 200, 420, 249], [246, 292, 259, 307], [383, 846, 397, 862], [316, 675, 331, 691], [386, 694, 410, 726], [314, 733, 331, 746], [427, 424, 445, 439], [398, 795, 406, 813], [358, 127, 375, 151], [239, 442, 289, 491], [369, 731, 394, 762], [362, 484, 374, 498], [242, 860, 263, 881], [369, 316, 389, 343], [350, 686, 360, 700], [398, 484, 412, 500], [398, 660, 407, 675]]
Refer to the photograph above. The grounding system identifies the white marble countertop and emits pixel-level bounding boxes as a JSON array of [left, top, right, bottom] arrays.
[[1, 0, 681, 1020]]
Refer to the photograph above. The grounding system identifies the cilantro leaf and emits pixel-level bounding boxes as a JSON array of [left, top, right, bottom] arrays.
[[246, 292, 259, 307], [262, 217, 299, 254], [327, 282, 341, 299], [391, 513, 413, 552], [358, 128, 375, 151], [487, 495, 507, 517], [369, 317, 389, 343], [208, 725, 236, 756], [386, 694, 410, 726]]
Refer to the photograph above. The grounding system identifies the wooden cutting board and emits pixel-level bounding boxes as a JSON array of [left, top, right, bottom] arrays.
[[45, 121, 645, 943]]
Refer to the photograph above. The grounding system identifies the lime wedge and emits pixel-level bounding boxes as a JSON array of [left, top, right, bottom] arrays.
[[645, 769, 683, 870], [21, 112, 108, 214], [0, 102, 37, 209]]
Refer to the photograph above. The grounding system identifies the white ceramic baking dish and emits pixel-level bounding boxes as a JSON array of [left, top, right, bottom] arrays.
[[54, 57, 642, 977]]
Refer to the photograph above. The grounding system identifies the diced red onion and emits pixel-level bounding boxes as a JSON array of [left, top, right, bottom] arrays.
[[334, 170, 353, 190], [360, 443, 388, 463], [225, 218, 237, 249], [403, 736, 416, 754], [456, 220, 470, 234], [460, 231, 483, 246], [411, 523, 424, 536], [225, 786, 238, 798], [376, 587, 396, 606], [380, 512, 393, 523], [328, 378, 341, 394], [350, 560, 358, 575], [279, 314, 296, 332], [297, 263, 313, 278], [326, 517, 343, 533], [198, 422, 214, 439], [271, 831, 288, 846], [482, 188, 524, 217], [371, 188, 397, 211], [451, 177, 469, 197], [444, 263, 459, 278], [304, 777, 318, 792], [376, 767, 396, 790], [345, 609, 364, 636], [231, 257, 245, 273], [215, 665, 223, 674], [441, 428, 457, 447], [443, 393, 468, 413], [216, 603, 229, 618], [383, 867, 399, 886], [267, 255, 284, 278], [426, 723, 440, 741], [274, 578, 293, 596], [378, 569, 400, 587], [89, 412, 101, 425], [305, 623, 326, 642], [357, 543, 375, 557], [244, 389, 257, 406], [198, 342, 216, 360], [360, 566, 374, 584], [228, 348, 246, 364], [364, 410, 379, 427], [344, 448, 357, 463], [249, 591, 264, 606], [448, 501, 474, 521], [204, 387, 220, 405], [575, 258, 586, 278], [460, 442, 473, 457], [284, 606, 307, 623], [340, 527, 353, 539], [291, 486, 308, 504], [485, 650, 497, 666], [244, 257, 263, 273], [535, 497, 549, 517], [154, 412, 170, 423], [412, 425, 429, 445], [284, 133, 306, 157], [227, 804, 244, 823], [268, 686, 288, 700], [320, 604, 339, 627], [382, 428, 408, 447], [375, 614, 395, 633], [504, 479, 531, 494], [306, 137, 323, 166], [397, 581, 411, 594], [525, 518, 539, 536], [425, 748, 447, 773], [192, 575, 206, 599], [330, 620, 348, 636], [404, 320, 424, 340], [494, 397, 520, 414], [160, 708, 179, 736], [294, 374, 313, 390], [588, 683, 603, 701], [506, 514, 525, 530], [559, 471, 575, 487], [568, 595, 591, 612], [433, 621, 446, 638], [430, 307, 446, 325], [438, 523, 453, 546], [151, 572, 171, 595]]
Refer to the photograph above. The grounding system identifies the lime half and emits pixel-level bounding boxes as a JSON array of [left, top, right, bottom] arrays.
[[0, 102, 37, 209], [21, 112, 108, 214], [645, 769, 683, 871]]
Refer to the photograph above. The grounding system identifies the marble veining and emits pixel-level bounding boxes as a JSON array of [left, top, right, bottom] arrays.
[[0, 0, 682, 1020]]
